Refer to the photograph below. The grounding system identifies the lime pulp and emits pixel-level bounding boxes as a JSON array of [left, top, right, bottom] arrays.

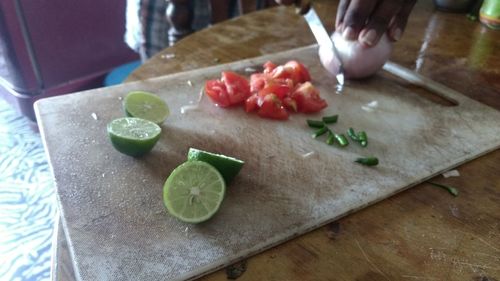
[[107, 117, 161, 157], [163, 161, 226, 223], [124, 91, 170, 124]]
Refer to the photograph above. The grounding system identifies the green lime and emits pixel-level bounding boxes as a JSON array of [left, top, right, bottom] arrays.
[[123, 91, 170, 124], [163, 161, 226, 223], [187, 148, 244, 183], [107, 117, 161, 157]]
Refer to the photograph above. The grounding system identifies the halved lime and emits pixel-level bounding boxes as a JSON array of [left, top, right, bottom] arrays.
[[124, 91, 170, 124], [187, 148, 244, 183], [107, 117, 161, 157], [163, 161, 226, 223]]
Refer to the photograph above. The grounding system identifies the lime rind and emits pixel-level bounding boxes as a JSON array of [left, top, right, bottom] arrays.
[[124, 91, 170, 124], [187, 148, 244, 183], [163, 161, 226, 223]]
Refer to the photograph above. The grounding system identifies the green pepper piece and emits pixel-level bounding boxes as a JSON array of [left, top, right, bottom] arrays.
[[335, 133, 349, 147], [326, 130, 335, 145], [322, 114, 338, 124], [307, 119, 325, 128], [357, 131, 368, 147], [428, 182, 459, 197], [355, 157, 378, 166], [312, 126, 328, 138], [347, 128, 359, 142]]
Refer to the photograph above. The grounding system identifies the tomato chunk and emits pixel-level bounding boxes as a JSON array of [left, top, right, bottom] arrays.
[[258, 94, 289, 120], [221, 71, 251, 105], [263, 61, 277, 74], [258, 84, 292, 100], [205, 71, 250, 107], [283, 97, 298, 112], [284, 60, 311, 83], [245, 94, 259, 113], [250, 73, 270, 93], [269, 60, 311, 86], [291, 82, 328, 113], [205, 79, 231, 107]]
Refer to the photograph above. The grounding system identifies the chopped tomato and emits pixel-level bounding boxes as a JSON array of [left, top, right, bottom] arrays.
[[221, 71, 251, 105], [258, 84, 291, 100], [257, 94, 289, 120], [263, 61, 277, 74], [206, 60, 326, 120], [269, 60, 311, 86], [291, 82, 327, 113], [283, 97, 298, 112], [250, 73, 269, 93], [205, 79, 231, 107], [284, 60, 311, 83], [245, 94, 259, 113], [250, 73, 293, 96], [205, 71, 250, 107]]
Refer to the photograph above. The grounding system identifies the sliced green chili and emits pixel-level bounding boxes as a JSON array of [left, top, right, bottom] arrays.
[[347, 128, 359, 141], [326, 130, 335, 145], [312, 126, 328, 138], [307, 119, 325, 128], [357, 131, 368, 147], [428, 181, 459, 197], [322, 114, 338, 124], [335, 133, 349, 147], [355, 157, 378, 166]]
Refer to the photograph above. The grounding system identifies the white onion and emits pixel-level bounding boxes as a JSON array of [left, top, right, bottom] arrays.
[[180, 104, 199, 114], [319, 32, 393, 79], [300, 151, 315, 159]]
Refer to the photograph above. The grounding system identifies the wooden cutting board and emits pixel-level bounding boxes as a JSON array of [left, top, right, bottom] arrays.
[[35, 46, 500, 281]]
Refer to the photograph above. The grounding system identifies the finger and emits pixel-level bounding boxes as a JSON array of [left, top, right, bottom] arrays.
[[388, 0, 416, 41], [341, 0, 378, 41], [359, 0, 402, 47], [336, 0, 351, 29]]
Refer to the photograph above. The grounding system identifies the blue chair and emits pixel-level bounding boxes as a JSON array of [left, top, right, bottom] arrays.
[[104, 60, 142, 87]]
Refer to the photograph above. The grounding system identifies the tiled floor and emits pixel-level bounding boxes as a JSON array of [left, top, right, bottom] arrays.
[[0, 98, 57, 281]]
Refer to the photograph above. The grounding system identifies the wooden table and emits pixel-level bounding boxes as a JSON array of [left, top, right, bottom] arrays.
[[54, 1, 500, 280]]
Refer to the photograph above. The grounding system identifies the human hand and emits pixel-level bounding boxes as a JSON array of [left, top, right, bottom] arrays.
[[336, 0, 416, 47]]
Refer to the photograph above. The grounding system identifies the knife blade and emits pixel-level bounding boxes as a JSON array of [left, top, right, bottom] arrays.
[[301, 5, 345, 85]]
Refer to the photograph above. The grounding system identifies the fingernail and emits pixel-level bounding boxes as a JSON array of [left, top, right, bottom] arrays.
[[342, 27, 356, 40], [360, 29, 377, 46], [392, 28, 402, 41]]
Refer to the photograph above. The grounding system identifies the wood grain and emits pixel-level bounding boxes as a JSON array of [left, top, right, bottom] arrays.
[[52, 0, 500, 280]]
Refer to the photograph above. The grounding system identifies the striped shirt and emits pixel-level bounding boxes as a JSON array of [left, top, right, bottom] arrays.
[[125, 0, 211, 59]]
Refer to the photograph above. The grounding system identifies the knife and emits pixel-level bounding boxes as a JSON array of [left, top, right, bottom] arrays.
[[296, 1, 345, 85]]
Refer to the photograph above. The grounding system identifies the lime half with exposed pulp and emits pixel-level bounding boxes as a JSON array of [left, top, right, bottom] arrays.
[[124, 91, 170, 124], [163, 161, 226, 223], [187, 148, 244, 183], [107, 117, 161, 157]]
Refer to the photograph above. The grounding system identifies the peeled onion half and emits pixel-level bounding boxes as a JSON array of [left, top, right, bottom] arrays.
[[319, 31, 393, 79]]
